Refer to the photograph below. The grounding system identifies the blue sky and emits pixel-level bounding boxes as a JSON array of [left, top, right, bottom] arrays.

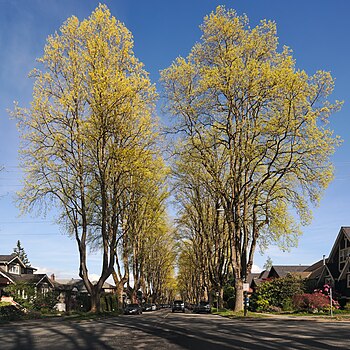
[[1, 0, 350, 280]]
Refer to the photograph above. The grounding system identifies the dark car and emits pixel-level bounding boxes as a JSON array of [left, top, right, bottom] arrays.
[[124, 303, 142, 315], [194, 301, 211, 313], [172, 300, 185, 313]]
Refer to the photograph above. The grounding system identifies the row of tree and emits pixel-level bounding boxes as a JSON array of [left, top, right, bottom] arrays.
[[12, 5, 340, 312], [165, 6, 341, 311], [13, 5, 176, 312]]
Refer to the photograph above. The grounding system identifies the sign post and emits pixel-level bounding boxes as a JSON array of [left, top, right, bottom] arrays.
[[243, 283, 250, 317]]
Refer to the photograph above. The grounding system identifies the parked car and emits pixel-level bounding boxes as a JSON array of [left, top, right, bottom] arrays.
[[193, 301, 211, 313], [124, 303, 142, 315], [151, 303, 157, 311], [172, 300, 185, 313], [142, 303, 152, 312]]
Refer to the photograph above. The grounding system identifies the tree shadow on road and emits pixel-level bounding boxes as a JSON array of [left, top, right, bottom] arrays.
[[0, 314, 349, 350]]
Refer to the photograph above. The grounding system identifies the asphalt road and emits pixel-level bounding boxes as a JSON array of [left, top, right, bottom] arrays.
[[0, 309, 349, 350]]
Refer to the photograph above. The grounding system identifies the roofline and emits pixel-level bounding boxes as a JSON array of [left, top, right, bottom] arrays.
[[328, 227, 350, 261], [318, 264, 336, 284], [314, 265, 325, 286], [0, 270, 15, 284], [36, 275, 55, 288], [7, 255, 27, 268]]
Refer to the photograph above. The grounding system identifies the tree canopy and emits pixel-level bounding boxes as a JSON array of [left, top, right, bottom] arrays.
[[14, 4, 164, 312], [161, 5, 341, 310]]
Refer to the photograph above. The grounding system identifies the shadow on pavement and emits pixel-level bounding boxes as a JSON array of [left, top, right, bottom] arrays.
[[0, 313, 349, 349]]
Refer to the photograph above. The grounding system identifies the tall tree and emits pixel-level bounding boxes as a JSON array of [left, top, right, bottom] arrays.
[[14, 5, 158, 312], [162, 6, 341, 311], [173, 151, 231, 304], [13, 240, 30, 265]]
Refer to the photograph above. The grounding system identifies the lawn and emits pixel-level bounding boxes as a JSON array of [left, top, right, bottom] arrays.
[[212, 308, 350, 321]]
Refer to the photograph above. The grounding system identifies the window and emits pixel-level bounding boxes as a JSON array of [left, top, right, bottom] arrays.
[[339, 248, 350, 262], [9, 265, 20, 274], [347, 274, 350, 288], [41, 283, 49, 296]]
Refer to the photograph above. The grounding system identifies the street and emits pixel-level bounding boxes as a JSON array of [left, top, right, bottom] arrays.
[[0, 309, 349, 349]]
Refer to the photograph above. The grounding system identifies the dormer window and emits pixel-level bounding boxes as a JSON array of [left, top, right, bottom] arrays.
[[9, 264, 20, 275]]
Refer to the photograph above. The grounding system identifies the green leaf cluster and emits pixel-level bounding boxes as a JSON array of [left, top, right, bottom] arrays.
[[250, 275, 306, 311]]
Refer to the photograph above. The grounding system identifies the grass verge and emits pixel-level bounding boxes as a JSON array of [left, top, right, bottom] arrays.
[[212, 308, 350, 321], [212, 309, 265, 318]]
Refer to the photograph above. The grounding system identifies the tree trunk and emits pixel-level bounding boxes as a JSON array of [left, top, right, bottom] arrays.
[[234, 278, 244, 312], [90, 288, 101, 313], [219, 287, 224, 309]]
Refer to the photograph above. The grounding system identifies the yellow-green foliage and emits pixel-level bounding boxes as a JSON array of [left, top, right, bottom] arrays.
[[13, 5, 165, 310], [162, 5, 341, 250], [14, 4, 160, 225], [162, 6, 341, 311]]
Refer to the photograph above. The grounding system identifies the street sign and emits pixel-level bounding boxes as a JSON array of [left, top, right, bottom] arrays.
[[243, 283, 250, 291]]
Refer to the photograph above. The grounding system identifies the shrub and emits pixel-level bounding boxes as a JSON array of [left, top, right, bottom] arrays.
[[293, 292, 330, 312], [250, 275, 306, 312], [0, 305, 25, 321], [281, 298, 294, 312], [4, 282, 59, 313], [32, 291, 59, 312], [252, 295, 269, 312]]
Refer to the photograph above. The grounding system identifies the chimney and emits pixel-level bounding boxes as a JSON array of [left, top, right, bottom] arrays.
[[50, 273, 55, 281], [323, 255, 326, 266]]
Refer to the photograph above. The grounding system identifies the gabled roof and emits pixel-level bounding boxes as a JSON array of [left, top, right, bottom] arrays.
[[0, 253, 38, 272], [268, 265, 310, 278], [52, 278, 86, 292], [0, 267, 16, 284], [307, 265, 325, 281], [0, 254, 17, 262], [246, 273, 260, 285], [328, 226, 350, 262], [52, 278, 116, 292], [92, 281, 117, 289], [6, 273, 54, 287], [305, 259, 328, 272], [0, 254, 27, 268], [258, 270, 269, 279]]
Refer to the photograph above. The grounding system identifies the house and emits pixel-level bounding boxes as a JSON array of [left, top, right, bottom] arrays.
[[267, 265, 311, 279], [249, 227, 350, 303], [249, 269, 269, 291], [309, 227, 350, 300], [249, 265, 314, 292], [49, 274, 117, 311], [0, 253, 53, 298]]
